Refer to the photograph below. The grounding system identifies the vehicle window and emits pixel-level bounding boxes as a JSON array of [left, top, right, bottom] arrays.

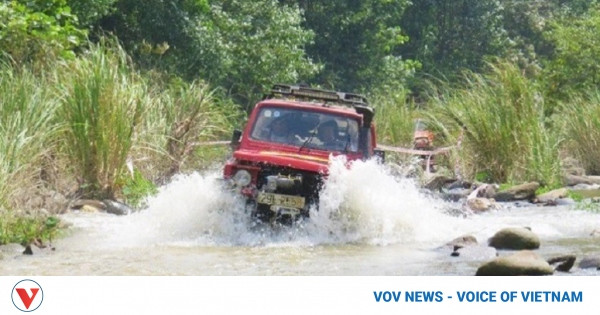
[[250, 107, 359, 153]]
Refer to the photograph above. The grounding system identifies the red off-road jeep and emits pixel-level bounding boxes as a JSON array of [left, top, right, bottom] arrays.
[[224, 84, 381, 224]]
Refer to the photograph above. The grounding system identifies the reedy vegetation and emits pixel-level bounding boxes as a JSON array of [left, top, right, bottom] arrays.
[[0, 42, 239, 244]]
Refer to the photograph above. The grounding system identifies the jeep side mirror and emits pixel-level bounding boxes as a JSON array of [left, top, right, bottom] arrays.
[[374, 149, 385, 163], [231, 129, 242, 149]]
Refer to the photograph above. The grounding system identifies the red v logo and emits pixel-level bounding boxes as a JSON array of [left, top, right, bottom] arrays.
[[16, 288, 39, 310]]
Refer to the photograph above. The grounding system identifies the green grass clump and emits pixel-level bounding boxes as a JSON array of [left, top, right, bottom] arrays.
[[0, 65, 58, 209], [559, 92, 600, 175], [133, 80, 241, 182], [56, 41, 145, 199], [372, 88, 421, 148], [120, 170, 157, 208], [0, 210, 60, 246], [428, 61, 562, 186]]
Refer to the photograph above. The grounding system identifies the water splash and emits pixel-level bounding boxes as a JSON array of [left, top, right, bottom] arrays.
[[305, 156, 457, 245], [62, 158, 600, 251]]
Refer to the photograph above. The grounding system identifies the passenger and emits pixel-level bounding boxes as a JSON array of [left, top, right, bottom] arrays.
[[317, 120, 345, 150]]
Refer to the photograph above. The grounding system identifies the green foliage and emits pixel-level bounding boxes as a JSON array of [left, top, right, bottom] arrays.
[[56, 40, 145, 199], [559, 92, 600, 175], [133, 79, 240, 181], [121, 170, 157, 208], [475, 171, 494, 184], [0, 0, 86, 65], [0, 65, 58, 209], [429, 61, 562, 186], [293, 0, 417, 92], [99, 0, 318, 106], [371, 88, 419, 148], [567, 190, 584, 202], [0, 211, 60, 245], [66, 0, 116, 27], [543, 6, 600, 99], [573, 199, 600, 213], [399, 0, 508, 80]]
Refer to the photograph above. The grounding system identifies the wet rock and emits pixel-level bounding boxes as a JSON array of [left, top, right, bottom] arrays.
[[466, 197, 497, 212], [473, 183, 498, 199], [547, 255, 576, 272], [70, 199, 132, 215], [579, 256, 600, 269], [570, 183, 600, 190], [442, 188, 473, 202], [465, 184, 498, 212], [423, 175, 456, 191], [447, 235, 479, 257], [564, 174, 593, 186], [494, 182, 540, 202], [103, 199, 133, 216], [447, 235, 478, 248], [535, 188, 568, 204], [22, 245, 34, 255], [70, 199, 106, 212], [587, 176, 600, 185], [476, 251, 554, 276], [488, 227, 540, 250], [446, 180, 473, 191]]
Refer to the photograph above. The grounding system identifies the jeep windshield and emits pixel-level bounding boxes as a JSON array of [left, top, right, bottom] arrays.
[[250, 106, 360, 153]]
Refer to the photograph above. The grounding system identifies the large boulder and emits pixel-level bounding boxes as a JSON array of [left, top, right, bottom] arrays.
[[465, 184, 498, 212], [476, 251, 554, 276], [103, 199, 133, 216], [447, 235, 478, 248], [547, 255, 576, 272], [564, 174, 593, 186], [442, 188, 473, 202], [535, 188, 568, 204], [423, 175, 456, 191], [587, 176, 600, 185], [494, 182, 540, 202], [578, 256, 600, 269], [488, 227, 540, 250], [466, 197, 497, 212], [69, 199, 132, 215]]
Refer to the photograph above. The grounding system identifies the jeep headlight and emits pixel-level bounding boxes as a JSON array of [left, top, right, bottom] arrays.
[[233, 169, 252, 187]]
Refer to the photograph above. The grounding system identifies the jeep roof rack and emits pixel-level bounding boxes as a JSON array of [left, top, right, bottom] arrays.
[[267, 84, 370, 107]]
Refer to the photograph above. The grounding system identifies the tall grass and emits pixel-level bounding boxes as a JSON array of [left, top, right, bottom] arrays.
[[56, 42, 145, 199], [429, 61, 562, 186], [0, 65, 58, 209], [372, 88, 420, 148], [560, 92, 600, 175], [134, 80, 240, 182]]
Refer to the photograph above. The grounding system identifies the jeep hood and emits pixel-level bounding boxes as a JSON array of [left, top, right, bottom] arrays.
[[233, 149, 330, 174]]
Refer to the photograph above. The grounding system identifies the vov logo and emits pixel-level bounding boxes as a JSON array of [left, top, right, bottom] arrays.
[[11, 279, 44, 312]]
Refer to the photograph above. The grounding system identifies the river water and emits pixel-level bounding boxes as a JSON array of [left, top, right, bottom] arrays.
[[2, 158, 599, 276]]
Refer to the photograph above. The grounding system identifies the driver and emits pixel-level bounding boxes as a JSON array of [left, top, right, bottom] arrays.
[[269, 118, 291, 143]]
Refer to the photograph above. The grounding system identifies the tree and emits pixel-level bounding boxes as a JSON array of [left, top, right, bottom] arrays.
[[543, 5, 600, 97], [98, 0, 318, 106], [287, 0, 417, 92], [398, 0, 508, 79], [0, 0, 86, 64]]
